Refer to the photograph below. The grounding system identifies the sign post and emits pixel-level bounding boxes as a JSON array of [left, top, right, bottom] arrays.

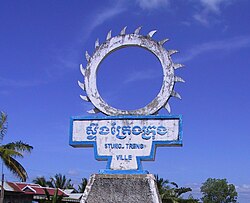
[[70, 27, 185, 203], [70, 115, 182, 174]]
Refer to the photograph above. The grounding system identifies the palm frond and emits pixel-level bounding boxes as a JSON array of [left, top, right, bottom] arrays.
[[52, 188, 59, 203], [174, 187, 192, 197], [3, 141, 33, 153], [78, 178, 88, 193], [33, 176, 48, 187], [0, 112, 32, 182], [0, 112, 7, 141], [0, 147, 24, 158], [51, 173, 72, 189], [44, 188, 50, 200], [2, 155, 28, 181], [171, 182, 179, 188]]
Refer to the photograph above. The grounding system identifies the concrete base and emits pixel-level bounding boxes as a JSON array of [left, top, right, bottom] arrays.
[[80, 174, 162, 203]]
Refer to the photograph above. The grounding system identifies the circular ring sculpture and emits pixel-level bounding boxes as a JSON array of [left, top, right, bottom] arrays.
[[78, 27, 184, 116]]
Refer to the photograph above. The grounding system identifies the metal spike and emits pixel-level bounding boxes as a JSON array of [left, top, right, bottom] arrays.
[[159, 38, 169, 45], [168, 50, 178, 55], [120, 26, 127, 35], [134, 26, 142, 35], [174, 76, 185, 83], [78, 81, 85, 91], [80, 64, 85, 76], [80, 95, 90, 102], [106, 30, 112, 40], [87, 108, 100, 114], [171, 90, 182, 100], [95, 38, 99, 49], [147, 30, 157, 38], [173, 63, 184, 70], [164, 102, 171, 113], [85, 51, 91, 62]]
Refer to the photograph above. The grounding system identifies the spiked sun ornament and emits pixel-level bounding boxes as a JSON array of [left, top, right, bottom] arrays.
[[78, 26, 185, 116]]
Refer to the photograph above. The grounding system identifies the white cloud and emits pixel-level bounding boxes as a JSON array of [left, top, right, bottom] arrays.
[[67, 169, 80, 176], [82, 3, 126, 41], [179, 35, 250, 62], [237, 184, 250, 193], [236, 184, 250, 202], [81, 0, 171, 41], [193, 12, 210, 26], [199, 0, 226, 14], [89, 6, 125, 32], [136, 0, 170, 10], [194, 0, 234, 26], [123, 69, 161, 84], [43, 3, 126, 77]]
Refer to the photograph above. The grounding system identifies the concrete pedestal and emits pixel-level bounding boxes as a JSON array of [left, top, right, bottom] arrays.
[[80, 174, 162, 203]]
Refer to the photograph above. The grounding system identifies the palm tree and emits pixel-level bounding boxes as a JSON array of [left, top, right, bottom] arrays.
[[0, 112, 33, 182], [155, 175, 171, 198], [154, 175, 198, 203], [33, 174, 76, 190], [33, 176, 69, 203], [33, 176, 53, 187], [44, 188, 63, 203], [173, 184, 192, 199], [78, 178, 88, 193], [50, 173, 73, 189]]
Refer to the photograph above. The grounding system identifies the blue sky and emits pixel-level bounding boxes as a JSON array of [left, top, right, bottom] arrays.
[[0, 0, 250, 201]]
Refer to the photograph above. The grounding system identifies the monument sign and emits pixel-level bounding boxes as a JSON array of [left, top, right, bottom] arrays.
[[70, 26, 184, 174]]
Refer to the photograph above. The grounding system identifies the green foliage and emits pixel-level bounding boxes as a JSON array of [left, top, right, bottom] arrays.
[[42, 188, 63, 203], [33, 176, 53, 187], [155, 175, 199, 203], [78, 178, 88, 193], [33, 174, 74, 190], [0, 112, 7, 141], [34, 175, 73, 203], [0, 111, 33, 181], [155, 174, 171, 198], [200, 178, 238, 203], [33, 174, 85, 203], [52, 188, 63, 203], [50, 173, 73, 189]]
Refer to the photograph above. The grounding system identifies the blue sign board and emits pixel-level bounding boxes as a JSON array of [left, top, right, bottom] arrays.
[[70, 115, 182, 174]]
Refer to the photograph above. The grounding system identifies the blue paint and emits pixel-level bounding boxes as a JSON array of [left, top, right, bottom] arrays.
[[116, 154, 132, 161], [99, 169, 149, 175], [69, 115, 183, 174], [83, 122, 168, 140]]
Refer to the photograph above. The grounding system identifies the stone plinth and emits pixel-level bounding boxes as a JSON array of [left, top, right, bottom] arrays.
[[81, 174, 162, 203]]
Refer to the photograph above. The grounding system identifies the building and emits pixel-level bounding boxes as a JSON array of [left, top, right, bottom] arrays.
[[0, 182, 83, 203]]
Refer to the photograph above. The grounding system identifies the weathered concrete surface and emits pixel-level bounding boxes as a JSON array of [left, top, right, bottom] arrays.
[[81, 174, 162, 203], [71, 117, 181, 171], [79, 28, 185, 116]]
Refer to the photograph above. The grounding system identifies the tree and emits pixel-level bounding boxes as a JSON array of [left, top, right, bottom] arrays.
[[200, 178, 238, 203], [37, 188, 63, 203], [33, 176, 53, 187], [78, 178, 88, 193], [33, 175, 71, 203], [155, 174, 172, 199], [33, 174, 74, 189], [44, 188, 63, 203], [0, 112, 33, 182], [155, 175, 199, 203], [50, 173, 74, 189]]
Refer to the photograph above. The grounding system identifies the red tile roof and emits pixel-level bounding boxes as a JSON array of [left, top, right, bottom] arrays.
[[6, 182, 68, 197], [6, 182, 23, 193]]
